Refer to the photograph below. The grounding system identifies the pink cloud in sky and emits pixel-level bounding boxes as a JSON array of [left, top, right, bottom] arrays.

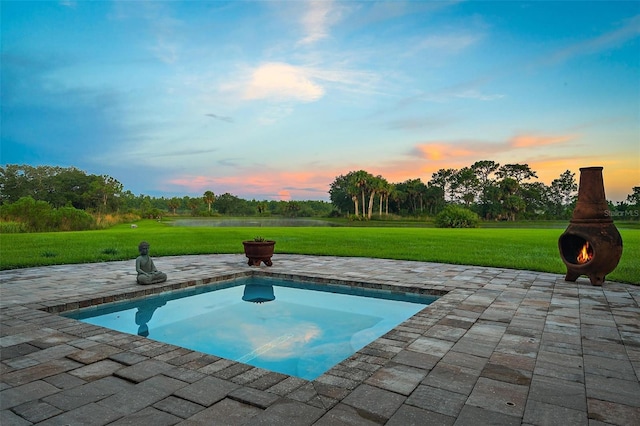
[[510, 134, 577, 148], [415, 143, 478, 161], [167, 169, 336, 201]]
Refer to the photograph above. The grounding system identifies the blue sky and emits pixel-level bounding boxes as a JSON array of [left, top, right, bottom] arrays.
[[2, 0, 639, 201]]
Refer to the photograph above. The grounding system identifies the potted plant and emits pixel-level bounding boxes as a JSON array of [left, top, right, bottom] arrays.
[[242, 237, 276, 266]]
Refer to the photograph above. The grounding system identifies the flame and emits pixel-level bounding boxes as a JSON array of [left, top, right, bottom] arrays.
[[576, 241, 593, 264]]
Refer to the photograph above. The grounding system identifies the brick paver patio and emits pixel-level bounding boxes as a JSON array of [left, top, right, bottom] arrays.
[[1, 254, 638, 425]]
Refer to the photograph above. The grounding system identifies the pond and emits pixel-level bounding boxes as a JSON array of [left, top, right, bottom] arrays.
[[169, 218, 340, 227]]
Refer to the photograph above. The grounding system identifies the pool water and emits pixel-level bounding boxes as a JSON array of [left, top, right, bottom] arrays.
[[64, 277, 436, 380]]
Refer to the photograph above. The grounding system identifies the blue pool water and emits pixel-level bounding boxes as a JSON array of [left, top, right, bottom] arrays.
[[64, 277, 436, 380]]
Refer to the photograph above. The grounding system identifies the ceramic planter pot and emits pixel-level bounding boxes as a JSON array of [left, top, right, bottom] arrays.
[[242, 240, 276, 266]]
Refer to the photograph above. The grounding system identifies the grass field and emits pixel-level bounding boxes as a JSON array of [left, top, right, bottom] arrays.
[[1, 219, 638, 284]]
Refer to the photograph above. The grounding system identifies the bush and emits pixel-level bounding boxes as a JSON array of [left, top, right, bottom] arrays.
[[0, 196, 97, 232], [54, 207, 96, 231], [435, 205, 480, 228], [91, 212, 140, 229], [0, 221, 27, 233], [0, 196, 54, 232]]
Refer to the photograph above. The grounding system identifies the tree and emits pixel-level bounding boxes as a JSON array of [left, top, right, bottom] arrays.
[[496, 164, 538, 184], [388, 185, 406, 215], [329, 170, 375, 217], [203, 191, 216, 213], [520, 182, 549, 218], [329, 173, 356, 215], [430, 169, 457, 202], [550, 170, 577, 206], [626, 187, 640, 205], [548, 170, 577, 218], [471, 160, 500, 187], [186, 197, 202, 215], [86, 175, 123, 212], [376, 178, 391, 216], [167, 197, 182, 214], [424, 184, 445, 215], [0, 164, 99, 209], [282, 201, 302, 217], [353, 170, 373, 218], [452, 167, 480, 206], [214, 192, 243, 215], [499, 178, 523, 221], [478, 183, 503, 220], [256, 201, 268, 214], [395, 179, 427, 215], [367, 175, 385, 219]]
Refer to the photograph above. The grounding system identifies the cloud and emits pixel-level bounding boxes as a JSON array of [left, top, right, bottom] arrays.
[[277, 190, 291, 201], [395, 82, 504, 109], [453, 89, 504, 101], [534, 14, 640, 68], [417, 34, 480, 52], [242, 62, 325, 103], [298, 0, 342, 45], [510, 134, 576, 148], [417, 142, 477, 161], [166, 169, 336, 200], [205, 113, 234, 123], [414, 132, 577, 162]]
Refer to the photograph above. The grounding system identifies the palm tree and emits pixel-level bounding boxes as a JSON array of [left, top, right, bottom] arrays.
[[186, 197, 201, 215], [385, 183, 395, 215], [167, 197, 181, 214], [367, 175, 385, 219], [203, 191, 215, 213], [353, 170, 371, 218], [377, 178, 391, 216]]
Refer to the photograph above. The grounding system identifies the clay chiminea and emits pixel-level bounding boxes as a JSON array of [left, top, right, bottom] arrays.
[[558, 167, 623, 285]]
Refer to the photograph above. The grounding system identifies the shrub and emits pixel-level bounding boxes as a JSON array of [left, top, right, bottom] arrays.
[[0, 221, 27, 233], [0, 196, 53, 232], [94, 212, 140, 228], [54, 207, 96, 231], [435, 205, 480, 228], [0, 196, 97, 232]]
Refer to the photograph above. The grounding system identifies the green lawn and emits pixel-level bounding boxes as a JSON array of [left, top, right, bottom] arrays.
[[1, 220, 638, 284]]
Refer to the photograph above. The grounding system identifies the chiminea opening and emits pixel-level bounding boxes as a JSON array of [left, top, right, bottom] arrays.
[[559, 234, 594, 265]]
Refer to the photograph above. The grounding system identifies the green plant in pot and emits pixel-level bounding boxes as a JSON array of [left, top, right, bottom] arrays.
[[242, 236, 276, 266]]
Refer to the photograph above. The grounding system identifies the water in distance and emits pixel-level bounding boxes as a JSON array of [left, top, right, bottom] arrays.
[[169, 218, 340, 227]]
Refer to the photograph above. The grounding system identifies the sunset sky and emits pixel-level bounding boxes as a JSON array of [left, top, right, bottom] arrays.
[[2, 0, 639, 202]]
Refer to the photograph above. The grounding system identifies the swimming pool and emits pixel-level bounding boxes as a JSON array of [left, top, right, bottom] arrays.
[[63, 277, 437, 380]]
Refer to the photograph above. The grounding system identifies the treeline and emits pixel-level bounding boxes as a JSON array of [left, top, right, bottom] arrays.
[[1, 163, 638, 233], [0, 164, 333, 232], [329, 161, 640, 221]]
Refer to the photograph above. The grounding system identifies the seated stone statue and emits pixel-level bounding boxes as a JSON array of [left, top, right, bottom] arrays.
[[136, 241, 167, 285]]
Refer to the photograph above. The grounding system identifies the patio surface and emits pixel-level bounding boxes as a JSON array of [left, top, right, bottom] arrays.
[[1, 254, 638, 425]]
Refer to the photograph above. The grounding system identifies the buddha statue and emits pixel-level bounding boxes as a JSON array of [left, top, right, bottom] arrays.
[[135, 241, 167, 285]]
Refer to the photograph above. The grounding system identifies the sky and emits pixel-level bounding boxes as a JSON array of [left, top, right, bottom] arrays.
[[1, 0, 639, 202]]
